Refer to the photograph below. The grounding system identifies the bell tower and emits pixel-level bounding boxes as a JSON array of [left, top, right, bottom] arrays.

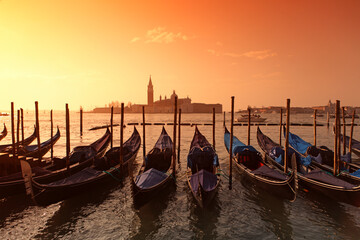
[[147, 76, 154, 106]]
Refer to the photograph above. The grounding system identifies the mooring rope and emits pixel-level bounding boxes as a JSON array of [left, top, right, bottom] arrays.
[[165, 172, 176, 181], [217, 169, 230, 180], [103, 169, 123, 182]]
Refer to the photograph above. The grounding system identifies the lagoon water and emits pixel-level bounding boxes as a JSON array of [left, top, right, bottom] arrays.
[[1, 111, 360, 239]]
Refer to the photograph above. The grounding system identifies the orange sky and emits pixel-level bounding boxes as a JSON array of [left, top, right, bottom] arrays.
[[1, 0, 360, 111]]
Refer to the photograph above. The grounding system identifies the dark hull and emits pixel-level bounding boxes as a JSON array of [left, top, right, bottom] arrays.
[[32, 152, 138, 206], [0, 129, 110, 198], [257, 127, 360, 207], [131, 173, 175, 207], [0, 126, 37, 152], [0, 124, 7, 142], [20, 128, 60, 158], [186, 168, 220, 208], [0, 158, 94, 198], [131, 127, 174, 207], [310, 161, 360, 184], [264, 154, 360, 207], [233, 159, 296, 200]]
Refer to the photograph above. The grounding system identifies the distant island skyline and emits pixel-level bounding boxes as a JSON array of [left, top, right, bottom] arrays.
[[92, 76, 222, 114]]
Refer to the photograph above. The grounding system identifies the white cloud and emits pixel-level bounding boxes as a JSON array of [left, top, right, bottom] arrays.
[[145, 27, 188, 44], [242, 50, 277, 60], [207, 49, 277, 60], [130, 27, 189, 44], [130, 37, 140, 43]]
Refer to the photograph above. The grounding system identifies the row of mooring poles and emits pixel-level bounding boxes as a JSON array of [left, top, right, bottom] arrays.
[[227, 98, 291, 189], [8, 102, 58, 164], [10, 102, 43, 161], [107, 104, 125, 171]]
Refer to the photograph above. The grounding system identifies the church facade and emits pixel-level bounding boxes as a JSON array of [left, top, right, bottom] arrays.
[[93, 76, 222, 114]]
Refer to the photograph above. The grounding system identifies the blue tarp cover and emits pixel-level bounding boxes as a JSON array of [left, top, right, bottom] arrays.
[[187, 127, 219, 173], [285, 127, 312, 155], [189, 169, 217, 194], [135, 168, 168, 189], [224, 129, 257, 155], [350, 169, 360, 177]]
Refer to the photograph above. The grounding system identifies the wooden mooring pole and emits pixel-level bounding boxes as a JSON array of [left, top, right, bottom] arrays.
[[110, 106, 113, 149], [177, 108, 182, 165], [279, 108, 283, 147], [342, 107, 346, 155], [333, 100, 339, 176], [247, 107, 251, 145], [229, 96, 234, 189], [327, 111, 330, 129], [11, 102, 16, 160], [50, 110, 53, 160], [80, 107, 83, 137], [313, 109, 317, 147], [142, 106, 146, 159], [16, 110, 20, 154], [349, 110, 356, 162], [213, 108, 216, 150], [223, 111, 225, 127], [35, 101, 41, 160], [172, 96, 177, 178], [66, 104, 70, 171], [284, 99, 290, 173], [120, 103, 124, 167], [20, 108, 24, 145], [337, 102, 341, 171]]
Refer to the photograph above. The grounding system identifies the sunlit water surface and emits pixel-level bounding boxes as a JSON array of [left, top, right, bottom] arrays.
[[1, 112, 360, 239]]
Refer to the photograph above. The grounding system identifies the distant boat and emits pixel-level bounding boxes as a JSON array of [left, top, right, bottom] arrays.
[[0, 124, 7, 142], [311, 114, 324, 117], [236, 114, 266, 123], [0, 112, 9, 116], [330, 114, 359, 119]]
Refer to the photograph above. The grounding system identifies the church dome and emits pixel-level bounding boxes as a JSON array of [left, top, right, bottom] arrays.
[[171, 90, 177, 100]]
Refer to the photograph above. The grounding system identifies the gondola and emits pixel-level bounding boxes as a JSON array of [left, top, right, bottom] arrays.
[[257, 127, 360, 207], [21, 127, 141, 206], [224, 127, 296, 200], [0, 126, 37, 152], [0, 128, 111, 198], [131, 127, 174, 205], [0, 124, 7, 141], [186, 126, 220, 207], [340, 133, 360, 158], [17, 127, 60, 158], [285, 126, 360, 181]]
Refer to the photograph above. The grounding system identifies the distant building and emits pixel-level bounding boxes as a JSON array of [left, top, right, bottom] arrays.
[[92, 76, 222, 113], [148, 77, 154, 106]]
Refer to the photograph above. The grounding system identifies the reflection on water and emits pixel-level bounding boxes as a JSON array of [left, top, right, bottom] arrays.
[[34, 182, 125, 239], [130, 184, 176, 240], [188, 192, 220, 240], [243, 183, 293, 240]]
